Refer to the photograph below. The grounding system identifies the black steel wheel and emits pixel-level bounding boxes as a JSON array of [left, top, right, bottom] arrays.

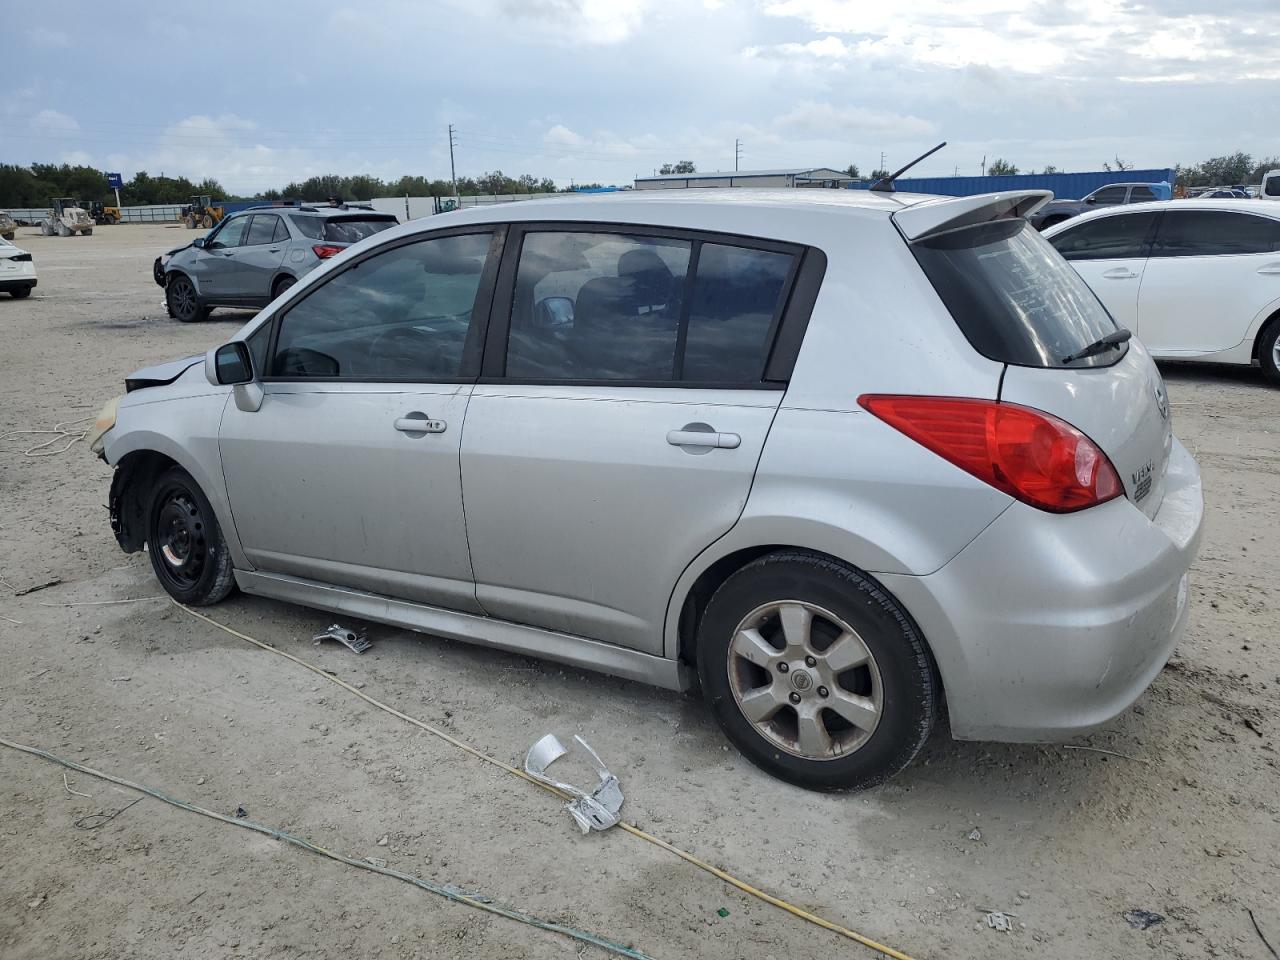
[[166, 275, 207, 323], [146, 467, 235, 605]]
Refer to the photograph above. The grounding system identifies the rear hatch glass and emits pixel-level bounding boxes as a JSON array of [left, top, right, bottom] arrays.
[[911, 219, 1123, 369], [290, 214, 396, 244], [911, 217, 1171, 518]]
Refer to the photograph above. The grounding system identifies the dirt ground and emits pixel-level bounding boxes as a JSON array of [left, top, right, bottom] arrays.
[[1, 222, 1277, 960]]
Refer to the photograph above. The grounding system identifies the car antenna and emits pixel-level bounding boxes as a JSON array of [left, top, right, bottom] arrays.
[[870, 142, 948, 193]]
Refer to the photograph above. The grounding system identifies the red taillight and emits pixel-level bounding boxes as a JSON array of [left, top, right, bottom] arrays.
[[858, 395, 1123, 513], [312, 244, 343, 259]]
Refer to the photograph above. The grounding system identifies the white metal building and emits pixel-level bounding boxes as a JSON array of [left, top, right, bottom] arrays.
[[634, 167, 856, 190]]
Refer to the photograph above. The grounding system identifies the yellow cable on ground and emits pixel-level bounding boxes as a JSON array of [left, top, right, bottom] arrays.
[[176, 602, 920, 960]]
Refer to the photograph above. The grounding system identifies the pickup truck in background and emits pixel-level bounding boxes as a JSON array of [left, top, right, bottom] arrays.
[[1028, 181, 1173, 230]]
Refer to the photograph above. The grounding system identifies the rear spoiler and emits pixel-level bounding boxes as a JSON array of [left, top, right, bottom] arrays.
[[892, 191, 1052, 242]]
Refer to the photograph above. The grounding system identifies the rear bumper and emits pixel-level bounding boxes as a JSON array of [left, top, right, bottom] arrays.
[[0, 277, 36, 292], [881, 437, 1203, 741]]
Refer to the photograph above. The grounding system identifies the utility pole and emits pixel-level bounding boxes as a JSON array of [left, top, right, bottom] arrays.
[[735, 138, 743, 172], [981, 155, 986, 176], [879, 151, 886, 173], [448, 124, 458, 196]]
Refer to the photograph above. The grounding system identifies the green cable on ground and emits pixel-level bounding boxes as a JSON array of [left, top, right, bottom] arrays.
[[0, 736, 653, 960]]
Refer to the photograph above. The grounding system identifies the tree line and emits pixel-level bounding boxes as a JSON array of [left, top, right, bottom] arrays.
[[0, 163, 603, 207]]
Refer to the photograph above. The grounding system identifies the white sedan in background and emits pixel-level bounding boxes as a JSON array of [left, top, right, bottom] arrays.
[[1044, 199, 1280, 383], [0, 236, 37, 298]]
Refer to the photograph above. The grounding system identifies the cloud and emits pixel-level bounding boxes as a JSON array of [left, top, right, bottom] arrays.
[[775, 102, 937, 141], [26, 27, 70, 47], [30, 110, 79, 134]]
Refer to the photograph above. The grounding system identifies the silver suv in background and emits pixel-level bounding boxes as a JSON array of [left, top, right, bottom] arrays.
[[94, 189, 1202, 790], [153, 204, 397, 322], [1029, 182, 1172, 230]]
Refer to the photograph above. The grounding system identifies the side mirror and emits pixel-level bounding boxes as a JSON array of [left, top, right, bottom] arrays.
[[192, 237, 206, 248], [534, 296, 575, 328], [205, 342, 253, 386], [1083, 196, 1097, 205]]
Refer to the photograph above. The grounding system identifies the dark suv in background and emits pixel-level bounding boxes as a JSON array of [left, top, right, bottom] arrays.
[[154, 204, 398, 322], [1028, 182, 1172, 231]]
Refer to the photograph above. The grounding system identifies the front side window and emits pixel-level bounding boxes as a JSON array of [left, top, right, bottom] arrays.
[[209, 216, 248, 248], [1150, 211, 1280, 257], [1089, 187, 1127, 206], [1047, 212, 1157, 261], [505, 230, 797, 383], [270, 232, 492, 380]]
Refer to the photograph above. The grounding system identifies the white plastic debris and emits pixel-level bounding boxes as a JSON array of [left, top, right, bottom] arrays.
[[524, 734, 624, 834], [982, 910, 1015, 933], [312, 623, 371, 654]]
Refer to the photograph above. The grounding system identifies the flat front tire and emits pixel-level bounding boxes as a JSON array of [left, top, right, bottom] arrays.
[[697, 551, 937, 791], [146, 467, 235, 606]]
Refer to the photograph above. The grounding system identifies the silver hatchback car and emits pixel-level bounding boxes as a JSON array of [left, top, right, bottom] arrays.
[[93, 190, 1203, 789]]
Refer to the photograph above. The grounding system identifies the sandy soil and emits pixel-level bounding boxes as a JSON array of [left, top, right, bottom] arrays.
[[0, 223, 1277, 960]]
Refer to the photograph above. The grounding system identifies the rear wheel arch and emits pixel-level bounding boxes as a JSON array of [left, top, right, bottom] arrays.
[[271, 273, 297, 298], [1251, 307, 1280, 360], [674, 545, 942, 687]]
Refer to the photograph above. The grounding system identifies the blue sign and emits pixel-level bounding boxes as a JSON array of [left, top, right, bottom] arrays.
[[106, 172, 123, 190]]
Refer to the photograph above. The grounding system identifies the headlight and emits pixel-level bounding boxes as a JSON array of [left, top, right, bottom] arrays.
[[87, 396, 120, 458]]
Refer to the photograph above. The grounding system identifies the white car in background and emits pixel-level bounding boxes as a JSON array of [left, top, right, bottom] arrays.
[[1044, 200, 1280, 383], [0, 236, 37, 298]]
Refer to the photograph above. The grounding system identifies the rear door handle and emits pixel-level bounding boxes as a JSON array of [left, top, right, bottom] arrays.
[[395, 414, 447, 434], [1101, 268, 1138, 279], [667, 429, 741, 449], [1257, 262, 1280, 275]]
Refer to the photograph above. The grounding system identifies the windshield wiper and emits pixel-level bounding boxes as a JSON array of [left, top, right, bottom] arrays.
[[1061, 328, 1132, 365]]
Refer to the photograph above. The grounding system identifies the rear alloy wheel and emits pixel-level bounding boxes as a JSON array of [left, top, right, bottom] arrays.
[[166, 275, 207, 322], [698, 551, 937, 790], [146, 467, 235, 605], [1260, 321, 1280, 386]]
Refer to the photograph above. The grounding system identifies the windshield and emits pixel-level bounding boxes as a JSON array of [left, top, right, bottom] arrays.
[[912, 218, 1123, 368]]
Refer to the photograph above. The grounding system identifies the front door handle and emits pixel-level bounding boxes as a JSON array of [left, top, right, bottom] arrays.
[[1101, 268, 1138, 279], [395, 413, 447, 435], [1257, 262, 1280, 275], [667, 428, 741, 450]]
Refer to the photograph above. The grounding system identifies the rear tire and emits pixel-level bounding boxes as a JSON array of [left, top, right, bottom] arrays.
[[697, 551, 937, 791], [201, 214, 214, 229], [10, 287, 32, 299], [166, 275, 208, 322], [1259, 320, 1280, 386], [83, 228, 93, 236], [146, 467, 236, 606], [271, 275, 296, 299]]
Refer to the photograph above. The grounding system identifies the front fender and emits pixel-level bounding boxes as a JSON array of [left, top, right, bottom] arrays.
[[104, 394, 250, 570]]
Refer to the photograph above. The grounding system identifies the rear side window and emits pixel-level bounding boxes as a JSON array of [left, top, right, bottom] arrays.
[[913, 219, 1122, 368], [245, 215, 279, 246], [504, 230, 797, 383], [1129, 185, 1157, 201], [1150, 211, 1280, 257], [1266, 177, 1280, 198], [323, 217, 397, 243], [1047, 212, 1157, 261], [271, 217, 290, 243]]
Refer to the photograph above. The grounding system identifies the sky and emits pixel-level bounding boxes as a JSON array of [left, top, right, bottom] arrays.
[[6, 0, 1280, 194]]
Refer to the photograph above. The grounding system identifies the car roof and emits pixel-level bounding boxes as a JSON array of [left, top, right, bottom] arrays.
[[227, 205, 395, 220], [1045, 197, 1280, 232]]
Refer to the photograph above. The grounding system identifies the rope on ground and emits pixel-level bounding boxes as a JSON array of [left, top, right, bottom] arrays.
[[0, 416, 95, 457], [176, 602, 920, 960], [0, 736, 652, 960]]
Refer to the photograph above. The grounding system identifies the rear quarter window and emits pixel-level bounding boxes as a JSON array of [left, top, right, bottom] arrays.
[[912, 219, 1122, 369], [323, 218, 397, 243]]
